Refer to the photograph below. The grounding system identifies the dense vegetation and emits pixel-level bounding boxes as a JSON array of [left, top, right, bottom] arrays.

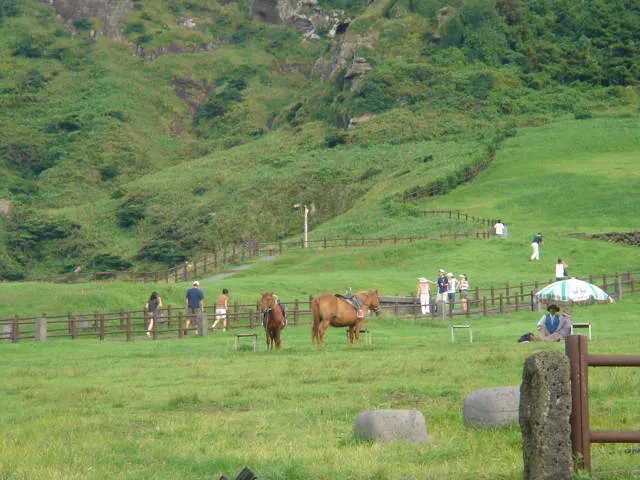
[[1, 0, 639, 279]]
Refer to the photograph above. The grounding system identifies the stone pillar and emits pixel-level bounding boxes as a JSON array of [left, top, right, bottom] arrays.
[[197, 312, 207, 337], [35, 316, 47, 342], [520, 351, 573, 480]]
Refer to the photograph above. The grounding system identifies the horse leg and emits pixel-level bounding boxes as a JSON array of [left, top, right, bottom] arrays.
[[318, 318, 330, 347], [275, 327, 282, 349]]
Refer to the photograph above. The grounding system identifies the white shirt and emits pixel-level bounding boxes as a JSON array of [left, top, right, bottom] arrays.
[[494, 222, 505, 236], [447, 278, 458, 293]]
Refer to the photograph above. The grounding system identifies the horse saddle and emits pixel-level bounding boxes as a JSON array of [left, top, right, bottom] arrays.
[[335, 294, 365, 318]]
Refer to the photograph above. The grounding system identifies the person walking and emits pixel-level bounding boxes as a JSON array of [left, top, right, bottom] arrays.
[[530, 232, 543, 261], [145, 291, 163, 337], [212, 288, 229, 331], [416, 277, 435, 315], [185, 281, 205, 335], [458, 274, 469, 314], [493, 220, 506, 237], [555, 258, 569, 280]]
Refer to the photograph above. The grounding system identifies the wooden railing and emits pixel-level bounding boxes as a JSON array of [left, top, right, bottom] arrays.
[[3, 271, 639, 344], [35, 210, 495, 284], [566, 335, 640, 472]]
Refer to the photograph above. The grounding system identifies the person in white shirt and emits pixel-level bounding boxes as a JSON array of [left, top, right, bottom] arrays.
[[458, 274, 469, 313], [446, 273, 458, 310], [494, 220, 505, 237], [415, 277, 436, 315], [555, 258, 569, 280]]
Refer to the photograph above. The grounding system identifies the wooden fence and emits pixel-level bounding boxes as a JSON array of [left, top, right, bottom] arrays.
[[3, 271, 639, 344], [37, 210, 495, 284], [566, 335, 640, 472]]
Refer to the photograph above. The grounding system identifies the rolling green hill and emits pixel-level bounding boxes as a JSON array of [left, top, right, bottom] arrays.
[[1, 0, 639, 280]]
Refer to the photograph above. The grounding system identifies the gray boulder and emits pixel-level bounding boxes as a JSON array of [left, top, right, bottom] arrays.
[[355, 409, 433, 444], [463, 386, 520, 428]]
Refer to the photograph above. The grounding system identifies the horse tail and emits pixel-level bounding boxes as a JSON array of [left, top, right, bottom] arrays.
[[311, 297, 321, 344]]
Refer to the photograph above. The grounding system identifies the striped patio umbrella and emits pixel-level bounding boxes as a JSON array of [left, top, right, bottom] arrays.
[[535, 277, 613, 305]]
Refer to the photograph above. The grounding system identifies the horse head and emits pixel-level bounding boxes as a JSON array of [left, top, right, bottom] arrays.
[[359, 289, 381, 316], [260, 292, 276, 313]]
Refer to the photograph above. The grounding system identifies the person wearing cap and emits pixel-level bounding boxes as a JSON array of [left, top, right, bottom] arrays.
[[416, 277, 436, 315], [185, 281, 205, 335], [435, 269, 449, 313], [212, 288, 229, 331], [458, 274, 469, 313], [536, 304, 572, 341], [530, 232, 543, 261], [446, 272, 458, 311]]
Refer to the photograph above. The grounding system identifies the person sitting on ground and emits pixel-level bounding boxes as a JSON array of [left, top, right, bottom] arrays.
[[537, 304, 572, 341]]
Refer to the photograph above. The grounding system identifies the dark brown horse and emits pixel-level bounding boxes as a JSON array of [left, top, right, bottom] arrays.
[[260, 292, 285, 350], [311, 289, 381, 347]]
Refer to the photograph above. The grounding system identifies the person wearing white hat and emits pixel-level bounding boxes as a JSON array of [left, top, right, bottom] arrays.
[[185, 280, 205, 335], [416, 277, 436, 315]]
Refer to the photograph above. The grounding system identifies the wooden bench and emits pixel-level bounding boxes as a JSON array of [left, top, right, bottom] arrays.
[[234, 333, 258, 352], [571, 323, 592, 340], [346, 329, 372, 345], [451, 324, 473, 343]]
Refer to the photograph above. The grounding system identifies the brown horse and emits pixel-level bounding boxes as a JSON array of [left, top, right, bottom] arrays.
[[260, 292, 285, 350], [311, 289, 381, 347]]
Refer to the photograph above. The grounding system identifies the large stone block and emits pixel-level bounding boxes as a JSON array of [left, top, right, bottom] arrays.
[[520, 351, 573, 480], [463, 386, 520, 428], [355, 409, 433, 444]]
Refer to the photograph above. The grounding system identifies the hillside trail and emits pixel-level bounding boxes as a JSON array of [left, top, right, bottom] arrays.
[[203, 255, 277, 282]]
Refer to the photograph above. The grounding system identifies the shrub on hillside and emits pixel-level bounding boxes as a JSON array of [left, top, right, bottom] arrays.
[[89, 253, 133, 271], [136, 240, 187, 264], [116, 195, 147, 228]]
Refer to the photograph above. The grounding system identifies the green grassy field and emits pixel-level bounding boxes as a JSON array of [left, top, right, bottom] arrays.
[[1, 297, 639, 480]]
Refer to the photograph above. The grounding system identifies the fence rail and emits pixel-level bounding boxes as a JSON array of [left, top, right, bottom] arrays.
[[566, 335, 640, 472], [34, 210, 495, 284], [3, 271, 639, 344]]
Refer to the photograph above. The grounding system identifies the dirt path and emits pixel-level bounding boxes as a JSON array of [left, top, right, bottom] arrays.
[[204, 255, 276, 282]]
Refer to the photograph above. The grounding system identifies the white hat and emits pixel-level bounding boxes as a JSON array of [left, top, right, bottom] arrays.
[[447, 272, 453, 277], [418, 277, 427, 282], [192, 281, 199, 286], [438, 268, 445, 273], [459, 273, 466, 278]]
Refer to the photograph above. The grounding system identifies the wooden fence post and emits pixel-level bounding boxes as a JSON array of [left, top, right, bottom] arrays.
[[499, 294, 504, 313], [36, 314, 47, 342], [482, 297, 487, 316], [126, 311, 132, 342], [178, 311, 184, 338], [12, 315, 20, 343], [99, 314, 105, 341], [615, 275, 623, 299], [490, 286, 495, 305]]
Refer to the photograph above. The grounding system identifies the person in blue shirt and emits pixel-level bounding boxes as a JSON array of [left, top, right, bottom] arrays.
[[185, 280, 205, 335], [530, 233, 544, 261], [435, 269, 449, 313]]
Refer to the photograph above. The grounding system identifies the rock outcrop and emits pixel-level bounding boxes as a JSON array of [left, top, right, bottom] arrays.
[[252, 0, 350, 40], [40, 0, 133, 40]]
